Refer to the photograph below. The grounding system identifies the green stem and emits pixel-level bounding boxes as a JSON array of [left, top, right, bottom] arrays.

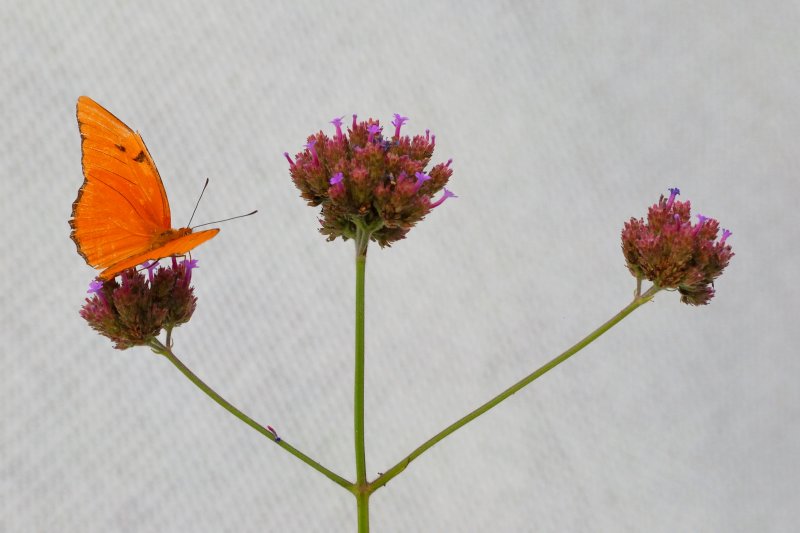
[[150, 340, 353, 491], [354, 249, 368, 515], [356, 491, 370, 532], [352, 220, 374, 532], [371, 285, 662, 491]]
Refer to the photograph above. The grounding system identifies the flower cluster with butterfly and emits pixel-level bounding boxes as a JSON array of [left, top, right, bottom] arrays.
[[80, 258, 198, 349], [621, 188, 734, 305], [284, 114, 456, 247]]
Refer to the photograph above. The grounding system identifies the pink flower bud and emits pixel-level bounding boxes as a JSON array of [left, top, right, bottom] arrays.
[[305, 139, 319, 166], [330, 116, 345, 142], [431, 188, 457, 208], [367, 124, 381, 143], [391, 113, 408, 138]]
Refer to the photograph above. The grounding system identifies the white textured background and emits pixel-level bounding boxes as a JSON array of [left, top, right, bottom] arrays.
[[1, 1, 798, 532]]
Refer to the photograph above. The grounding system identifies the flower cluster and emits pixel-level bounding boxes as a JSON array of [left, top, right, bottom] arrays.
[[621, 188, 734, 305], [285, 114, 455, 247], [79, 258, 199, 349]]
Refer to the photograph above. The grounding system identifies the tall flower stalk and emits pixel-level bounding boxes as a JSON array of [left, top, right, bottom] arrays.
[[286, 114, 457, 530], [354, 234, 369, 529]]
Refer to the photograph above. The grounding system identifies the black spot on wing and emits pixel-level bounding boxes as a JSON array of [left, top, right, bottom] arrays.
[[133, 150, 146, 162], [115, 144, 126, 152]]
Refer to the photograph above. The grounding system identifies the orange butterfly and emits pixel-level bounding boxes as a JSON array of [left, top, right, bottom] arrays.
[[70, 96, 219, 280]]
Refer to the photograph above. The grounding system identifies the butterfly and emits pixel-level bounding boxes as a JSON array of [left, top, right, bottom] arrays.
[[70, 96, 219, 280]]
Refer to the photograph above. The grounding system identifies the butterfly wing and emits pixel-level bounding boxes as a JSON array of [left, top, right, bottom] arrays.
[[97, 228, 220, 280], [70, 96, 173, 271]]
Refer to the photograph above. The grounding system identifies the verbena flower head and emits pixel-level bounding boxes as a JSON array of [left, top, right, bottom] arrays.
[[79, 258, 199, 349], [285, 114, 455, 247], [621, 188, 734, 305]]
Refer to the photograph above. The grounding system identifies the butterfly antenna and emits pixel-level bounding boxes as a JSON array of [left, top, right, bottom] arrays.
[[187, 178, 210, 227], [192, 210, 258, 229]]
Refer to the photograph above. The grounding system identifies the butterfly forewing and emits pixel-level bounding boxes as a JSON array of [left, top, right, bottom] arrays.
[[70, 96, 219, 279]]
